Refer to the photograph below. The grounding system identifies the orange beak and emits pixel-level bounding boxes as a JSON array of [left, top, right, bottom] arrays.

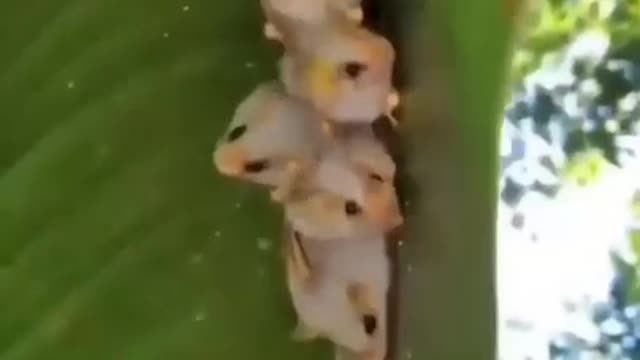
[[212, 146, 247, 177], [307, 58, 338, 108]]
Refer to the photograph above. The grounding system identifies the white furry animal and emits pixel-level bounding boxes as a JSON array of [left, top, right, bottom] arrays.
[[277, 21, 398, 124], [284, 225, 389, 360], [281, 126, 403, 239], [212, 81, 332, 191]]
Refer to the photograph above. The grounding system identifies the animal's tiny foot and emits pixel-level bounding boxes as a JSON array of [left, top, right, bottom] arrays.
[[386, 112, 399, 128], [270, 188, 287, 203], [386, 92, 400, 127], [264, 23, 282, 40], [347, 7, 364, 23], [387, 91, 400, 110], [321, 120, 335, 138]]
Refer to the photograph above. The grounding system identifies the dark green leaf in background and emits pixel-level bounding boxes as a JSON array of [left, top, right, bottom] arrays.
[[0, 1, 328, 359]]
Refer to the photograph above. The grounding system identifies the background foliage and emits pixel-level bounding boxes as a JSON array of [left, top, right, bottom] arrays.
[[498, 0, 640, 358]]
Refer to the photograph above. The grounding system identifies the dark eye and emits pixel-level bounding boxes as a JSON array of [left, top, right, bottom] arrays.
[[369, 173, 383, 182], [343, 61, 367, 79], [227, 125, 247, 142], [362, 314, 377, 335], [244, 159, 269, 173], [344, 200, 361, 216]]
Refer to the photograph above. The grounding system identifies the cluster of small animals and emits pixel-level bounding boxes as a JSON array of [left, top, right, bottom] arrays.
[[212, 1, 403, 359]]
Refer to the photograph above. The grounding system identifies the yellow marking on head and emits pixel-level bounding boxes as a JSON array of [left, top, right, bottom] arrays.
[[307, 59, 338, 104], [293, 194, 342, 230]]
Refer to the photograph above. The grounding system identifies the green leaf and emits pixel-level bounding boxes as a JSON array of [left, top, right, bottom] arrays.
[[0, 0, 512, 359], [628, 230, 640, 303], [0, 1, 327, 359], [392, 0, 514, 359]]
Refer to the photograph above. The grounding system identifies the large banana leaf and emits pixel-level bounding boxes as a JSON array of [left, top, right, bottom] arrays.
[[393, 1, 515, 359], [0, 0, 515, 359]]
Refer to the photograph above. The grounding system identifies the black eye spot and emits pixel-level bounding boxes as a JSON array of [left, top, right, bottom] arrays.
[[227, 125, 247, 142], [369, 173, 383, 182], [344, 200, 361, 216], [362, 314, 377, 335], [244, 159, 269, 173], [344, 62, 367, 78]]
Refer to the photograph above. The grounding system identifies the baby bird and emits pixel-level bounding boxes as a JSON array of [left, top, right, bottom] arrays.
[[280, 126, 403, 240], [285, 225, 389, 360], [277, 21, 398, 125], [212, 81, 332, 193]]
